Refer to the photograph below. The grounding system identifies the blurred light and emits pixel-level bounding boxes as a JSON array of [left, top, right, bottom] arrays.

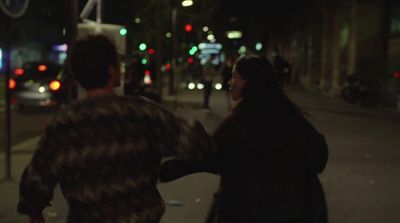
[[141, 58, 148, 65], [238, 46, 247, 54], [189, 46, 198, 55], [255, 42, 263, 51], [139, 43, 147, 51], [197, 83, 204, 90], [200, 49, 220, 55], [215, 83, 222, 90], [119, 28, 128, 36], [198, 43, 222, 50], [226, 30, 242, 39], [53, 44, 68, 52], [165, 32, 172, 38], [8, 78, 16, 90], [144, 75, 152, 85], [188, 82, 196, 90], [0, 49, 3, 69], [38, 65, 47, 72], [144, 69, 151, 76], [165, 63, 171, 70], [62, 28, 66, 36], [59, 52, 68, 64], [202, 26, 209, 32], [185, 24, 193, 32], [14, 68, 24, 76], [148, 48, 155, 55], [134, 17, 141, 24], [38, 86, 46, 93], [188, 57, 194, 63], [182, 0, 193, 7], [393, 71, 400, 78], [49, 80, 61, 91], [207, 34, 215, 41]]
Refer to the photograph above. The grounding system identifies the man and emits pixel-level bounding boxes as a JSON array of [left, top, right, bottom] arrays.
[[272, 50, 292, 86], [201, 54, 218, 109], [17, 35, 213, 223]]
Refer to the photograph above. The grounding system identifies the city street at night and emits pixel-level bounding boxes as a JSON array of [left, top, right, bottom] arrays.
[[1, 85, 400, 223], [2, 0, 400, 223]]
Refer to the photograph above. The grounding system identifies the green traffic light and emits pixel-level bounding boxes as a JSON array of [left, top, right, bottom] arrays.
[[141, 58, 148, 65], [139, 43, 147, 51], [188, 46, 198, 55], [120, 28, 127, 36]]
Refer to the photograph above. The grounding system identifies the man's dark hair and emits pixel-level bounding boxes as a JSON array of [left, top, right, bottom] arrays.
[[68, 35, 119, 90]]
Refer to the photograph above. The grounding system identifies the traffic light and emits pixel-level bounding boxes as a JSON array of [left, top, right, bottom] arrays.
[[188, 46, 198, 55], [139, 43, 147, 51], [184, 24, 193, 32], [188, 57, 194, 64], [148, 48, 155, 55], [119, 28, 127, 36]]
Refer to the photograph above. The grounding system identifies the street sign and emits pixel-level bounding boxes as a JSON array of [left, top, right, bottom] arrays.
[[0, 0, 30, 18]]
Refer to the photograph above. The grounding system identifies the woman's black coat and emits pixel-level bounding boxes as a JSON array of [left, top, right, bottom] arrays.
[[160, 97, 328, 223]]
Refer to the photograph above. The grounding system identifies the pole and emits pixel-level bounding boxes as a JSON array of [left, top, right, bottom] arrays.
[[66, 0, 78, 102], [3, 14, 12, 180], [170, 2, 177, 96], [155, 0, 163, 99], [96, 0, 102, 24]]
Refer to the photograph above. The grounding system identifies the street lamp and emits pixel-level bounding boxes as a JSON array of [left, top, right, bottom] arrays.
[[181, 0, 193, 7]]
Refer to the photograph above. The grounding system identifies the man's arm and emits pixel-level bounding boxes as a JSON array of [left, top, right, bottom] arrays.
[[17, 128, 58, 219]]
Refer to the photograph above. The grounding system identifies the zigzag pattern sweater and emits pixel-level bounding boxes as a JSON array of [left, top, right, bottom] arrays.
[[18, 95, 213, 223]]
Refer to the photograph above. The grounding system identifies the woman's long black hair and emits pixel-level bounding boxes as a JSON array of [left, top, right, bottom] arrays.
[[232, 54, 302, 117]]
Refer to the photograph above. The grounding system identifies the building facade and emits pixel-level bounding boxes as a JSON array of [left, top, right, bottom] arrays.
[[270, 0, 400, 108]]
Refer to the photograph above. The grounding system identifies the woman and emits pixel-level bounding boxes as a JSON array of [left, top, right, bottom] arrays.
[[160, 55, 328, 223]]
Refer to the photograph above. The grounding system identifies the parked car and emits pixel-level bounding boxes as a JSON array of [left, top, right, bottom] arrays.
[[9, 61, 75, 109]]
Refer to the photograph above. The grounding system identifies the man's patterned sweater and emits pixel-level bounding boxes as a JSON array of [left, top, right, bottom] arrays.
[[17, 95, 213, 223]]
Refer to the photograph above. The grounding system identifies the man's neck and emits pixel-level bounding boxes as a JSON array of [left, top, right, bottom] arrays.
[[86, 87, 115, 98]]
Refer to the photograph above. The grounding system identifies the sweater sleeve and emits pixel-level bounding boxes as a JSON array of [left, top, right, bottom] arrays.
[[17, 127, 59, 215]]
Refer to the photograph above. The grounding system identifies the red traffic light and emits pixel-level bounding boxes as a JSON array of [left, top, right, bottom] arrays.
[[148, 48, 155, 55], [184, 24, 193, 32], [188, 57, 194, 64], [393, 71, 400, 79]]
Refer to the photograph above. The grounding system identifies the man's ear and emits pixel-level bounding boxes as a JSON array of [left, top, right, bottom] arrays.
[[108, 64, 121, 87]]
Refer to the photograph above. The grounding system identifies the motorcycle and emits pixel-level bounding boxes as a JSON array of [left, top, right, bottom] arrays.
[[340, 75, 378, 107]]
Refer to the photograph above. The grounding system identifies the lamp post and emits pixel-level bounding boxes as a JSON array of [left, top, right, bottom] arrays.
[[170, 0, 178, 96], [1, 0, 30, 180], [169, 0, 193, 96]]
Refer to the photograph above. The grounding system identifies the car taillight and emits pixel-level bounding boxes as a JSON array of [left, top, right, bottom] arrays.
[[38, 65, 47, 72], [49, 80, 61, 91], [14, 68, 24, 76], [9, 78, 16, 90]]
